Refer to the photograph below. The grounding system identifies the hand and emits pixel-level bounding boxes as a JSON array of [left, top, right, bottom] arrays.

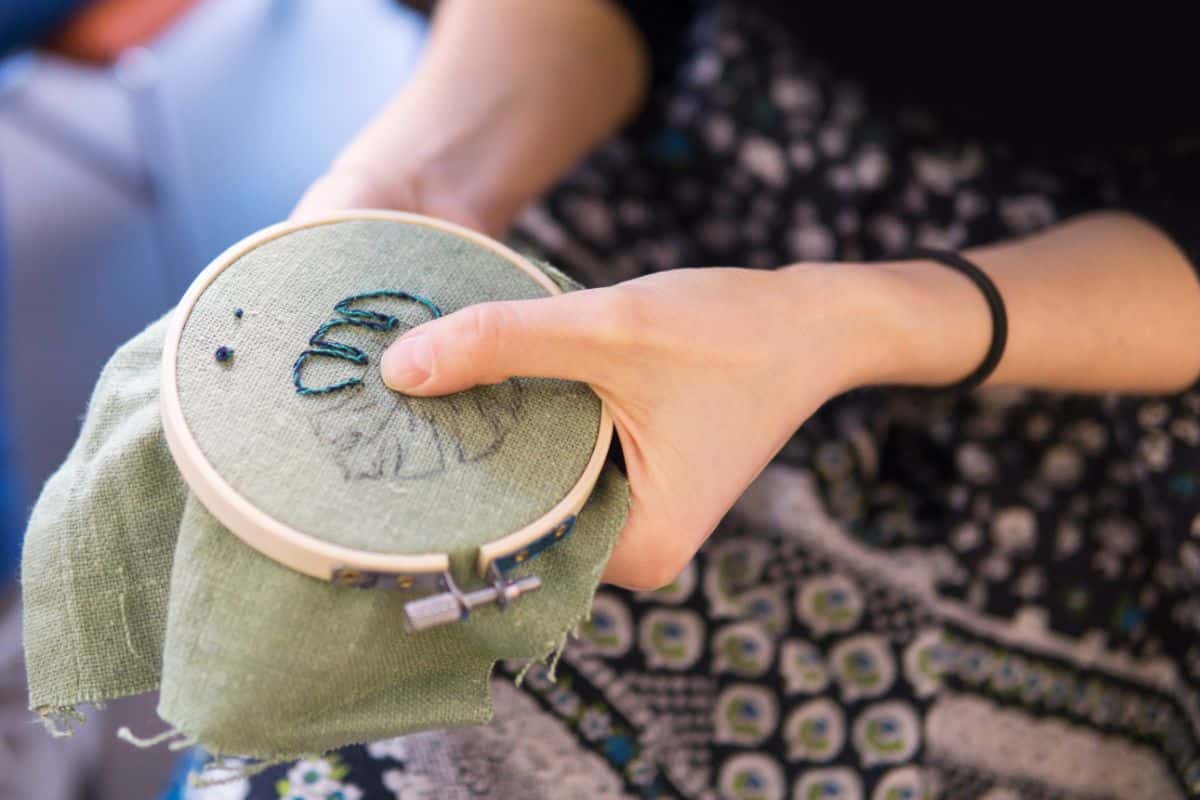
[[377, 265, 902, 590], [291, 164, 496, 234], [290, 0, 648, 235]]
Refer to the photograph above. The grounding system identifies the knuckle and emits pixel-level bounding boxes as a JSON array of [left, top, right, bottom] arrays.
[[457, 302, 514, 380], [590, 287, 654, 350]]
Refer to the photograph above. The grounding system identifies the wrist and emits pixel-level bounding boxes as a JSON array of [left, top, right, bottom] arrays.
[[327, 90, 526, 236], [868, 255, 995, 388], [777, 258, 993, 392], [324, 153, 518, 239]]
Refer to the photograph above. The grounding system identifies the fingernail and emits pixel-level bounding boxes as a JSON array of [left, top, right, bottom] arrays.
[[381, 334, 433, 390]]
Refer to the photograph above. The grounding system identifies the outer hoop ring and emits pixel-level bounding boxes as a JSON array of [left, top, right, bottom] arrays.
[[160, 210, 614, 583]]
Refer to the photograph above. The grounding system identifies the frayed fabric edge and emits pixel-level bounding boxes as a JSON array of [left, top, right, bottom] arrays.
[[37, 624, 588, 785], [84, 499, 619, 779], [513, 602, 593, 688], [107, 617, 589, 786], [30, 678, 160, 738], [35, 704, 89, 738], [512, 537, 608, 689]]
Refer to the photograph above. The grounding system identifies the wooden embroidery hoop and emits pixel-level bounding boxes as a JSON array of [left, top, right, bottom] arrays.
[[160, 210, 614, 629]]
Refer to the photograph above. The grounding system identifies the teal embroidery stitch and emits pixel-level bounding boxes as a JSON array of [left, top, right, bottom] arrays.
[[292, 290, 442, 396], [335, 290, 442, 328]]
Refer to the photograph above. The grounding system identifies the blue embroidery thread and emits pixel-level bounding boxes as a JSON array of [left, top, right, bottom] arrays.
[[293, 291, 442, 396], [214, 346, 235, 363]]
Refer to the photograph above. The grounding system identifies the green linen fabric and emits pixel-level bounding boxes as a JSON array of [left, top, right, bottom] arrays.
[[177, 220, 602, 557], [21, 220, 628, 764]]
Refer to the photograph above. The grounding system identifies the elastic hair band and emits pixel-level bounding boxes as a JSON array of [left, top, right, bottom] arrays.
[[906, 247, 1007, 392]]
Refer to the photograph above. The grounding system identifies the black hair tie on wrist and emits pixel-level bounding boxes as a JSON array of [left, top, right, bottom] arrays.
[[905, 247, 1008, 392]]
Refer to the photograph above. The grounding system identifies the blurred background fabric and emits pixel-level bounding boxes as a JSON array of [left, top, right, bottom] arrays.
[[0, 1, 428, 797], [0, 166, 16, 585]]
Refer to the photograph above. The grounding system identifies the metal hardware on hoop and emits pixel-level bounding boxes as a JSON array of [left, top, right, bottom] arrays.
[[401, 564, 542, 632]]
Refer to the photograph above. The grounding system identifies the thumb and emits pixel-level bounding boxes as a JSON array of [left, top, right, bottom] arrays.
[[380, 289, 617, 396]]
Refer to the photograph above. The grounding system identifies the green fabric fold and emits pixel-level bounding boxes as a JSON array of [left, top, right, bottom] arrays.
[[21, 244, 628, 762], [23, 314, 181, 714]]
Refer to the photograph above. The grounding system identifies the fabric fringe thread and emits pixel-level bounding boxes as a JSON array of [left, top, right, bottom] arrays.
[[35, 704, 87, 738], [116, 722, 293, 787], [513, 607, 591, 688], [117, 724, 195, 751], [188, 754, 282, 788]]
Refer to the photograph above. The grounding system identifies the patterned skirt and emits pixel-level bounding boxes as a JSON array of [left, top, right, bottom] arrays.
[[181, 4, 1200, 798]]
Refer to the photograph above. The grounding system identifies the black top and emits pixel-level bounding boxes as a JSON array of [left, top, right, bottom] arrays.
[[616, 0, 1200, 271]]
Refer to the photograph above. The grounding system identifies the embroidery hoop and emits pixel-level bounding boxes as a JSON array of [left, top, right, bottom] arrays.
[[160, 210, 614, 630]]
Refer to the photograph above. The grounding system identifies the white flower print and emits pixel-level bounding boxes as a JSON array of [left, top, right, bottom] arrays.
[[184, 775, 249, 800], [561, 195, 614, 245], [780, 639, 831, 694], [365, 736, 408, 762], [381, 769, 442, 800], [740, 136, 788, 187], [705, 115, 736, 152], [578, 707, 611, 741], [991, 507, 1036, 554], [956, 442, 997, 484], [796, 574, 864, 637], [1139, 430, 1172, 471], [784, 698, 845, 762], [912, 152, 959, 194], [914, 221, 966, 250], [787, 221, 835, 261], [1040, 444, 1084, 486], [788, 141, 816, 171], [548, 685, 581, 716], [690, 51, 723, 85], [954, 188, 989, 219], [579, 591, 635, 658], [715, 684, 779, 746], [999, 194, 1056, 233], [830, 634, 897, 701], [852, 701, 921, 767], [719, 753, 787, 800], [853, 147, 889, 189], [712, 621, 775, 677], [1055, 522, 1083, 558], [284, 759, 339, 799], [771, 76, 820, 112], [793, 767, 862, 800], [817, 125, 848, 158], [867, 213, 908, 252], [982, 554, 1012, 582], [1014, 566, 1046, 599], [952, 522, 983, 552]]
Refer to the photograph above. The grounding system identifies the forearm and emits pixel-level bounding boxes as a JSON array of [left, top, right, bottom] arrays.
[[784, 212, 1200, 395], [317, 0, 648, 234]]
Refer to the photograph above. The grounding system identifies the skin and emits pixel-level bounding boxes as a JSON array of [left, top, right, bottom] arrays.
[[294, 0, 1200, 592]]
